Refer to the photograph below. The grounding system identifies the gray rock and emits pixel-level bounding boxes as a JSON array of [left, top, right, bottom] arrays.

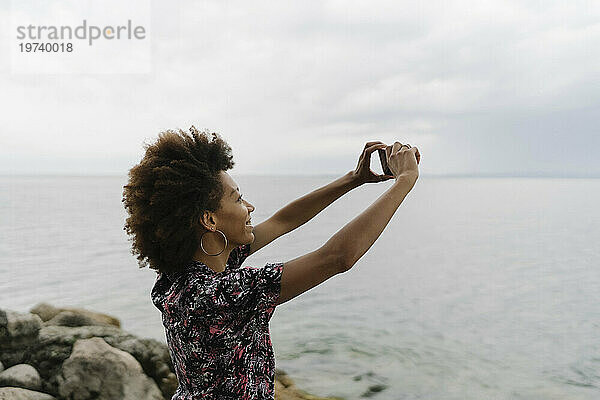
[[43, 311, 110, 328], [103, 336, 174, 390], [0, 306, 175, 400], [22, 325, 174, 399], [159, 373, 178, 398], [36, 325, 125, 347], [25, 325, 131, 395], [0, 387, 56, 400], [56, 337, 164, 400], [0, 310, 43, 367], [29, 303, 120, 328], [27, 304, 59, 323], [0, 310, 42, 343], [0, 364, 42, 392]]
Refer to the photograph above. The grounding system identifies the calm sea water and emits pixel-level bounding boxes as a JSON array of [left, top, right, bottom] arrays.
[[1, 174, 599, 399]]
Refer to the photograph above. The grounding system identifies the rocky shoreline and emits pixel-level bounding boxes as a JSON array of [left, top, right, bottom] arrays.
[[0, 303, 343, 400]]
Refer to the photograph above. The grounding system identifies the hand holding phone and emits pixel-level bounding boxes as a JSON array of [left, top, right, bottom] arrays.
[[378, 143, 420, 179]]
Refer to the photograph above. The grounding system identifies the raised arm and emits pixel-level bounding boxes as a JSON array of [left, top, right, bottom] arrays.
[[276, 142, 420, 306], [249, 141, 393, 255], [248, 170, 359, 255]]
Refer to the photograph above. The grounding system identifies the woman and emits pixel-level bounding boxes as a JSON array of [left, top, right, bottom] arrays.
[[122, 126, 420, 399]]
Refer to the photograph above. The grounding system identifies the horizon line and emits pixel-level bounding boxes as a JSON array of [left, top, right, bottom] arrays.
[[1, 172, 599, 179]]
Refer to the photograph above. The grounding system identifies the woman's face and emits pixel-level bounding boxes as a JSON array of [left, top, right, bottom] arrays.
[[213, 171, 255, 246]]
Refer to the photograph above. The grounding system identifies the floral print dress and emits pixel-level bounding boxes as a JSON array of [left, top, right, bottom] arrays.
[[151, 243, 284, 399]]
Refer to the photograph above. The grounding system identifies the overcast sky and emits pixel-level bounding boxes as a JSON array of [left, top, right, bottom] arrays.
[[1, 0, 599, 176]]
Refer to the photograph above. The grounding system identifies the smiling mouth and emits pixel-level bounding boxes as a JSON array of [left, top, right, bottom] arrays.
[[245, 218, 252, 226]]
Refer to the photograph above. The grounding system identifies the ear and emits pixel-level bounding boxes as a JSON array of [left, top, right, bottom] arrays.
[[199, 210, 217, 231]]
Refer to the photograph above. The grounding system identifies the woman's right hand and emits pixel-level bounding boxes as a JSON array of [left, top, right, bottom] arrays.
[[385, 142, 420, 183]]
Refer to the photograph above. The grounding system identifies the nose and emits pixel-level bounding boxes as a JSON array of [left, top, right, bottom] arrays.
[[244, 199, 255, 212]]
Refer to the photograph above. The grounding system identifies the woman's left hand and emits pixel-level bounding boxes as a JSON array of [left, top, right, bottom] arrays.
[[352, 141, 395, 184]]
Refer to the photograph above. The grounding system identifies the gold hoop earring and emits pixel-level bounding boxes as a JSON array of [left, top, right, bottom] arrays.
[[200, 229, 227, 256]]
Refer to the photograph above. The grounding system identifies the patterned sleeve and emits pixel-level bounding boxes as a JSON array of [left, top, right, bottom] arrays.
[[214, 262, 285, 321]]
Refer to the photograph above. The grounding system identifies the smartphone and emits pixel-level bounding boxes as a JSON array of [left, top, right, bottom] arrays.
[[378, 148, 392, 176]]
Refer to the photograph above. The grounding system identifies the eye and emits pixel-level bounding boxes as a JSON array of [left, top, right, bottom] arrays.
[[238, 194, 243, 202]]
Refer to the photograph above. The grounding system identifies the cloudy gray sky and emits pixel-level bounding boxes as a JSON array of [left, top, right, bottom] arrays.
[[1, 0, 599, 176]]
